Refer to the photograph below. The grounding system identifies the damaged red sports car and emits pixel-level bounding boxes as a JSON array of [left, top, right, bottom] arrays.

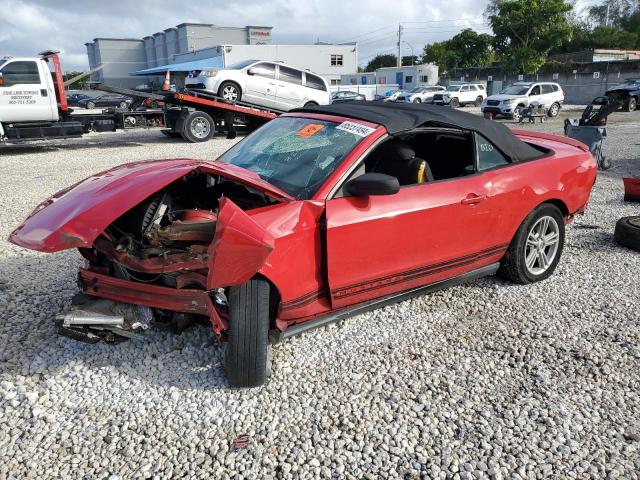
[[9, 103, 597, 387]]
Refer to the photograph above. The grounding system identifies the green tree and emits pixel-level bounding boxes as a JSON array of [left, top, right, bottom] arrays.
[[63, 71, 90, 89], [422, 28, 494, 72], [486, 0, 574, 73], [365, 54, 397, 72]]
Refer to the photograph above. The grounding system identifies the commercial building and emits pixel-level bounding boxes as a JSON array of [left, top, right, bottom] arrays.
[[549, 48, 640, 63], [341, 64, 439, 90], [85, 23, 357, 88]]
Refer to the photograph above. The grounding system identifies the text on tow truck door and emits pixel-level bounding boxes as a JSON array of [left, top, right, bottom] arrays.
[[0, 58, 58, 123]]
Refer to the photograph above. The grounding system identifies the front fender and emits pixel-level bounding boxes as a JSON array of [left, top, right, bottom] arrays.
[[207, 197, 275, 289]]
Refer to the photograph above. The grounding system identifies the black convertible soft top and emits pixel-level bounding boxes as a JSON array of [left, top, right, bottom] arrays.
[[292, 101, 546, 163]]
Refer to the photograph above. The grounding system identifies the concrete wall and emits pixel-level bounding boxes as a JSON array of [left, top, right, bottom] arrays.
[[154, 32, 168, 66], [86, 38, 147, 87], [450, 60, 640, 104], [341, 73, 376, 85], [164, 28, 178, 62], [224, 44, 357, 83], [143, 37, 156, 68]]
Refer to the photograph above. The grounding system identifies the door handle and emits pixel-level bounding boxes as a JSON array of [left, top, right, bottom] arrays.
[[40, 89, 48, 97], [461, 193, 486, 205]]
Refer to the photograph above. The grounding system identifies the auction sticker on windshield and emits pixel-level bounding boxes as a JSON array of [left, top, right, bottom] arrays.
[[336, 121, 376, 137], [297, 124, 325, 138]]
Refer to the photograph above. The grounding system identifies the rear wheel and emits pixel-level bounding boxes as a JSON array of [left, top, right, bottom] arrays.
[[181, 111, 215, 143], [413, 98, 422, 103], [303, 101, 318, 107], [218, 82, 241, 102], [474, 96, 483, 107], [499, 204, 565, 284], [225, 279, 272, 388], [625, 96, 637, 112], [548, 102, 560, 117], [614, 216, 640, 251], [87, 101, 95, 109]]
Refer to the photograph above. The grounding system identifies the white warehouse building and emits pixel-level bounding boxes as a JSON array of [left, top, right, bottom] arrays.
[[85, 23, 357, 88]]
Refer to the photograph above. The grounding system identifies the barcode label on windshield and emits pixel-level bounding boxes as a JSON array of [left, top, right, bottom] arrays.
[[336, 121, 375, 137]]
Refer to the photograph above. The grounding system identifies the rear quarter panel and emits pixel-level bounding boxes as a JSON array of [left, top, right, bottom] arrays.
[[487, 130, 597, 243]]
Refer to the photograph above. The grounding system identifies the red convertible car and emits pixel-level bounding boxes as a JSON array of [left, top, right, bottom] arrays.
[[9, 103, 597, 387]]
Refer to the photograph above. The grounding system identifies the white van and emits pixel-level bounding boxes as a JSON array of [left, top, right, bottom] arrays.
[[481, 82, 564, 119], [185, 60, 331, 111]]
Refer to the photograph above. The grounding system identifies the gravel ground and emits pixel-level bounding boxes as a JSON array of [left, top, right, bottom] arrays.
[[1, 108, 639, 479]]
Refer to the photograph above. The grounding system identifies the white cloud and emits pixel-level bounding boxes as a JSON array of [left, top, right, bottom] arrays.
[[0, 0, 492, 70]]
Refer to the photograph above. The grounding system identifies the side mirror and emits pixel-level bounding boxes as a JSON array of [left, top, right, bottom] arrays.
[[247, 67, 256, 76], [344, 172, 400, 197]]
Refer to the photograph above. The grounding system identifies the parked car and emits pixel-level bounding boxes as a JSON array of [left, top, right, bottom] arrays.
[[185, 59, 330, 111], [395, 85, 446, 103], [432, 83, 486, 107], [605, 78, 640, 112], [331, 91, 366, 103], [9, 103, 597, 388], [384, 90, 408, 102], [77, 94, 132, 110], [66, 92, 95, 107], [481, 82, 564, 119]]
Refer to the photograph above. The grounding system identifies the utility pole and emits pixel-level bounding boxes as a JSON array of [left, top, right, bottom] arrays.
[[605, 4, 610, 26], [397, 23, 403, 68]]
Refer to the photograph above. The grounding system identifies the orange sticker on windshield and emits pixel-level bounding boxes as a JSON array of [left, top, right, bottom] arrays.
[[297, 124, 324, 138]]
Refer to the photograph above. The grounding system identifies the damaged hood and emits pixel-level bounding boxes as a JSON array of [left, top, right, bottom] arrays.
[[9, 158, 292, 253]]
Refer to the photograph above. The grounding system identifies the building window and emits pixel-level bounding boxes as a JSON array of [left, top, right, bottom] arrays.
[[330, 79, 340, 85], [419, 75, 429, 83], [405, 75, 413, 83], [330, 54, 343, 66], [350, 78, 357, 85]]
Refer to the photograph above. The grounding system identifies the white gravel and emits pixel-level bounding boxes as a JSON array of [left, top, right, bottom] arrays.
[[1, 112, 639, 479]]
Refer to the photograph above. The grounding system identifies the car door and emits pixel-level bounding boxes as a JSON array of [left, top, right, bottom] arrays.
[[528, 84, 542, 105], [275, 65, 305, 109], [459, 85, 471, 102], [324, 136, 500, 309], [244, 62, 278, 108], [0, 59, 56, 122]]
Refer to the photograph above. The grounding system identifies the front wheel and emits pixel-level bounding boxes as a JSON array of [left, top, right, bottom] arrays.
[[303, 101, 318, 107], [225, 279, 272, 388], [119, 101, 128, 109], [548, 102, 560, 117], [86, 101, 95, 109], [512, 106, 524, 121], [499, 204, 565, 284], [449, 97, 459, 108], [218, 81, 241, 102], [625, 96, 637, 112], [413, 98, 422, 103]]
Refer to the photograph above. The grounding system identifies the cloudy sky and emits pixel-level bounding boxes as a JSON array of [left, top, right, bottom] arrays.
[[0, 0, 599, 71]]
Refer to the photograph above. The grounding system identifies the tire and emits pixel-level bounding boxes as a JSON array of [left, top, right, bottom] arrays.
[[87, 101, 95, 109], [225, 279, 272, 388], [303, 101, 318, 107], [413, 98, 422, 103], [625, 96, 637, 112], [474, 96, 483, 107], [548, 102, 560, 117], [499, 204, 565, 284], [218, 81, 241, 103], [449, 97, 460, 108], [614, 216, 640, 251], [181, 111, 215, 143], [119, 102, 128, 109], [512, 106, 524, 121]]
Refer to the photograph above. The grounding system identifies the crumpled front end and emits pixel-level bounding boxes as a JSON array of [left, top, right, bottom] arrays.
[[9, 160, 283, 341]]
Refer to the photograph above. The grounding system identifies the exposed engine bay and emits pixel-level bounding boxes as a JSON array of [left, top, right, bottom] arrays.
[[63, 171, 278, 343]]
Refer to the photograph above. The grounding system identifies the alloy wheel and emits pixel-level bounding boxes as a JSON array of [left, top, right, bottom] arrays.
[[524, 216, 560, 275], [222, 86, 238, 101]]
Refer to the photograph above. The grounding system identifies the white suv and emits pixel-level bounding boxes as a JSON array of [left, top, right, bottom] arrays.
[[395, 86, 446, 103], [481, 82, 564, 119], [432, 83, 486, 107], [185, 59, 331, 111]]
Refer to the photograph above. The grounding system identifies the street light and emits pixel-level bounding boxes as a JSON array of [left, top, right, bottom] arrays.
[[403, 41, 416, 65]]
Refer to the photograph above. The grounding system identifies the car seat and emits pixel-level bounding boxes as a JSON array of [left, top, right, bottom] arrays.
[[367, 139, 434, 186]]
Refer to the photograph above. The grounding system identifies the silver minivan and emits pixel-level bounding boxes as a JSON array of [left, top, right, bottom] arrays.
[[185, 60, 331, 111]]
